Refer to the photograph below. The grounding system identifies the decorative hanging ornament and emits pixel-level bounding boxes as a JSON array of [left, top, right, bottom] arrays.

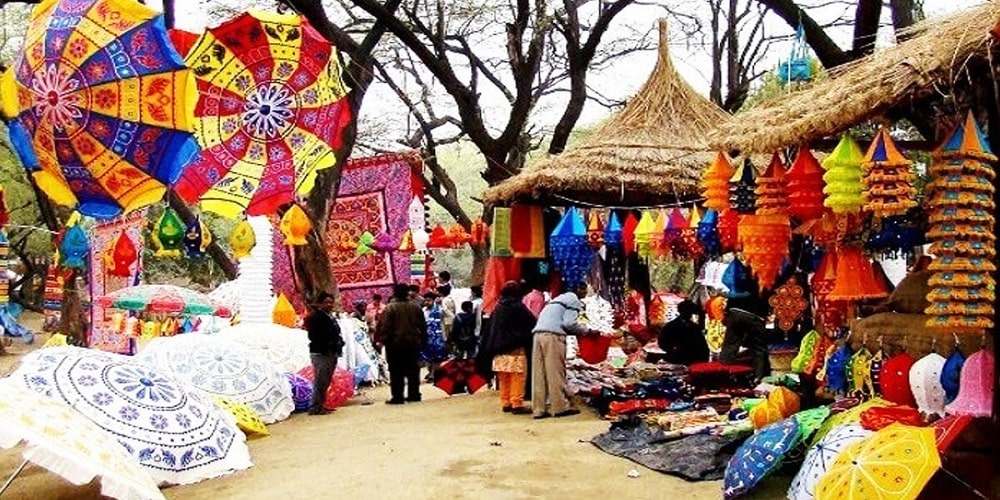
[[737, 213, 790, 290], [622, 212, 639, 257], [677, 206, 703, 260], [397, 229, 415, 252], [59, 224, 90, 270], [768, 276, 807, 332], [633, 210, 657, 259], [183, 216, 212, 258], [703, 152, 734, 212], [663, 208, 687, 252], [755, 152, 790, 216], [826, 245, 889, 301], [822, 135, 865, 214], [280, 205, 312, 246], [697, 209, 721, 258], [106, 231, 137, 278], [370, 232, 398, 253], [151, 209, 185, 258], [729, 158, 757, 214], [549, 207, 593, 287], [862, 126, 917, 218], [272, 293, 297, 328], [586, 210, 605, 250], [924, 111, 997, 333], [230, 219, 257, 259], [446, 222, 470, 248], [717, 210, 741, 253], [356, 231, 376, 256], [944, 348, 993, 417], [787, 147, 826, 221], [427, 224, 450, 249], [469, 218, 490, 246], [604, 211, 623, 246]]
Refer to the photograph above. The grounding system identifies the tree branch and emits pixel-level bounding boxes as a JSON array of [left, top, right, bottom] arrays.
[[756, 0, 849, 68]]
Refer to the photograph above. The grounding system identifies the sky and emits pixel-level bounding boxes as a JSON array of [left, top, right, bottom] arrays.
[[147, 0, 985, 140]]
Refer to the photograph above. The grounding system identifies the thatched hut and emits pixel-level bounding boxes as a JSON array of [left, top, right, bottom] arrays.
[[709, 2, 1000, 154], [483, 19, 730, 207]]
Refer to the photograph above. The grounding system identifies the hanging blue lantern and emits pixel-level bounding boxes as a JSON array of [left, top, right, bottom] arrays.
[[549, 207, 593, 287], [60, 224, 89, 270], [777, 24, 813, 84], [697, 209, 722, 258]]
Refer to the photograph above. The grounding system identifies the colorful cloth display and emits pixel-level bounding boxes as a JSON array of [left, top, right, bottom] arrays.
[[91, 211, 146, 354], [510, 205, 546, 258], [325, 154, 421, 306], [549, 207, 593, 286], [924, 112, 997, 332]]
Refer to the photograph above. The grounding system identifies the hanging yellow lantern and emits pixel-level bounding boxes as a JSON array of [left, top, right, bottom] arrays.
[[272, 293, 297, 327], [279, 205, 312, 246], [230, 219, 256, 259]]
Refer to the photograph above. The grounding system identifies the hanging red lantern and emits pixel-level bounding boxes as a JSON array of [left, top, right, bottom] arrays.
[[717, 209, 741, 253], [787, 147, 826, 222], [426, 224, 450, 249], [469, 218, 489, 245], [106, 231, 137, 278]]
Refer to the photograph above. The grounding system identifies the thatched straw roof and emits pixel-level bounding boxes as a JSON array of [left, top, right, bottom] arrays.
[[709, 2, 1000, 154], [483, 19, 730, 206]]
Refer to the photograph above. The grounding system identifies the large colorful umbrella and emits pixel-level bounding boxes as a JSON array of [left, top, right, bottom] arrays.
[[792, 406, 831, 447], [11, 346, 252, 486], [98, 284, 232, 316], [789, 424, 874, 500], [0, 0, 197, 219], [137, 334, 294, 424], [812, 398, 890, 446], [816, 424, 940, 500], [723, 417, 801, 499], [0, 380, 165, 500], [174, 11, 352, 218], [214, 323, 310, 373]]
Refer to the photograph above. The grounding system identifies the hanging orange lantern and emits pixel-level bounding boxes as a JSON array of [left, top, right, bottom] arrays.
[[737, 213, 790, 290], [586, 210, 604, 250], [827, 245, 890, 301], [446, 222, 470, 248], [703, 152, 734, 212], [717, 209, 741, 253], [279, 204, 312, 246]]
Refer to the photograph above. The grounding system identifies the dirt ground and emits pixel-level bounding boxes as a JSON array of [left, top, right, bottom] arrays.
[[0, 313, 788, 500]]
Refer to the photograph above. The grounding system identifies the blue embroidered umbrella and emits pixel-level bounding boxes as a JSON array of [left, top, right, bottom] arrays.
[[549, 206, 592, 287], [724, 417, 801, 499], [0, 0, 198, 219]]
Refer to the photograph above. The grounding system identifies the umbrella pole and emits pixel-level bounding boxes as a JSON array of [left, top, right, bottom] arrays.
[[940, 467, 988, 499], [0, 459, 29, 495]]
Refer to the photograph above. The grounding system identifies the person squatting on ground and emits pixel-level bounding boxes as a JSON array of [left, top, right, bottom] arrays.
[[377, 283, 429, 404], [719, 263, 771, 381], [304, 292, 345, 415], [531, 282, 598, 419], [657, 300, 710, 366], [481, 282, 536, 415]]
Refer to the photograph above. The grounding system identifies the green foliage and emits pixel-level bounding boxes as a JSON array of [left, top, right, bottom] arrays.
[[427, 142, 487, 286], [0, 129, 53, 260]]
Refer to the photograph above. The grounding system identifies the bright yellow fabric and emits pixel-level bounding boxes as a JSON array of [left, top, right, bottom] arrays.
[[212, 397, 269, 438]]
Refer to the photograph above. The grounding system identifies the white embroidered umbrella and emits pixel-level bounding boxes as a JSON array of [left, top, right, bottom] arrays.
[[137, 335, 293, 423], [788, 424, 873, 500], [214, 323, 310, 374], [0, 380, 164, 500], [11, 347, 252, 486]]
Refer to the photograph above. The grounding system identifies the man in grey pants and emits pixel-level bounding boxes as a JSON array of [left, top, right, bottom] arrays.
[[530, 282, 596, 419], [304, 292, 344, 415]]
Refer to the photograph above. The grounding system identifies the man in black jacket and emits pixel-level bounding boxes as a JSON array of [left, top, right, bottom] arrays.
[[304, 292, 344, 415]]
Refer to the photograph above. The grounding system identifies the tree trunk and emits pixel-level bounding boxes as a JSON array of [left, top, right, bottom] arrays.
[[469, 244, 489, 286], [58, 272, 87, 346], [849, 0, 882, 58]]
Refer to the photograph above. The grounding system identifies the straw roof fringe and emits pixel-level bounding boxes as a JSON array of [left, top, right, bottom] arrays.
[[709, 2, 1000, 154], [483, 19, 730, 206]]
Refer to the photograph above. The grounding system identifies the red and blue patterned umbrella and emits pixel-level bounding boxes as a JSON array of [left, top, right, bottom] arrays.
[[0, 0, 197, 219], [724, 416, 801, 499]]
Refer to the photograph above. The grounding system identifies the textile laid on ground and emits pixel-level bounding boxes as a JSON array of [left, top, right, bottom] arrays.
[[90, 211, 146, 355], [324, 154, 420, 306], [591, 421, 744, 481], [12, 347, 251, 486]]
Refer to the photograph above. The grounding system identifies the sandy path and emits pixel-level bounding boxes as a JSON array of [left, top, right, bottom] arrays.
[[0, 316, 790, 499]]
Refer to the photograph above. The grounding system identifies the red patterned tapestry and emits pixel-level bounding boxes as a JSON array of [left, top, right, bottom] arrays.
[[326, 153, 421, 307]]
